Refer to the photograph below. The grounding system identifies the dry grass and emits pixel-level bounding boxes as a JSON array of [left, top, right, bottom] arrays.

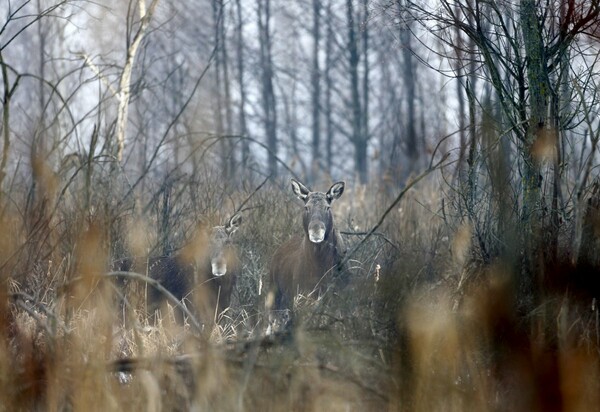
[[1, 159, 599, 412]]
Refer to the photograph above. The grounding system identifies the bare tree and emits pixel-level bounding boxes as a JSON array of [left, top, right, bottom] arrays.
[[388, 0, 419, 181], [256, 0, 278, 178], [407, 0, 600, 301], [234, 0, 250, 170], [346, 0, 370, 183], [115, 0, 160, 162], [212, 0, 236, 179], [310, 0, 321, 181], [324, 0, 334, 176]]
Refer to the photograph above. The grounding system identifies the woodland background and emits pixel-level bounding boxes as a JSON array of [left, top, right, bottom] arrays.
[[1, 0, 600, 410]]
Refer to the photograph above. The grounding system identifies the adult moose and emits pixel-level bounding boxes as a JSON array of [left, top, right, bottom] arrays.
[[269, 178, 345, 325], [115, 213, 242, 323]]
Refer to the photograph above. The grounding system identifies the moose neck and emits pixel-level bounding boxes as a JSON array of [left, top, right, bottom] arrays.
[[303, 227, 339, 262]]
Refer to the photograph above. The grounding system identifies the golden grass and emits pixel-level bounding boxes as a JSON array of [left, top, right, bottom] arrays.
[[1, 164, 599, 411]]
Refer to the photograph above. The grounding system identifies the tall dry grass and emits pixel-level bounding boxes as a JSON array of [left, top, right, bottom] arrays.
[[1, 153, 599, 411]]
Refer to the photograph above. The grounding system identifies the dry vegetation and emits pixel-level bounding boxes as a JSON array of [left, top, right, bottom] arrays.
[[2, 2, 600, 409], [1, 154, 599, 412]]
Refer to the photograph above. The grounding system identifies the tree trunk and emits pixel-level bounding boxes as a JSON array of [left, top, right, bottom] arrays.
[[115, 0, 159, 163], [234, 0, 249, 170], [399, 0, 417, 173], [213, 0, 235, 179], [361, 0, 370, 177], [282, 74, 307, 178], [37, 0, 46, 130], [324, 0, 334, 176], [212, 0, 226, 178], [355, 139, 368, 186], [220, 1, 234, 178], [346, 0, 367, 183], [257, 0, 278, 178], [453, 3, 466, 183], [520, 0, 550, 303], [311, 0, 321, 182]]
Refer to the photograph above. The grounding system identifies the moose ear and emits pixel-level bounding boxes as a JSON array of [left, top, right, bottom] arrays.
[[326, 181, 345, 202], [291, 178, 310, 201], [226, 213, 243, 235]]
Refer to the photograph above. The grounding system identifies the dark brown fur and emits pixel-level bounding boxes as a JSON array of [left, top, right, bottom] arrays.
[[115, 213, 242, 319], [270, 179, 345, 312]]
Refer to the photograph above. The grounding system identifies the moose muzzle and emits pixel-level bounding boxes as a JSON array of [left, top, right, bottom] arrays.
[[308, 221, 326, 243]]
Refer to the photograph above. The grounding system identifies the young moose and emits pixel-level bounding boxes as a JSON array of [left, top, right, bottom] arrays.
[[270, 179, 345, 318], [116, 213, 242, 320]]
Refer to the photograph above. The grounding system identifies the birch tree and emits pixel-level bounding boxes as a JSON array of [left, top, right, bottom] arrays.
[[115, 0, 160, 163]]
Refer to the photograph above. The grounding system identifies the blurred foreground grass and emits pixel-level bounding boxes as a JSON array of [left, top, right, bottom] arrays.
[[1, 170, 599, 411]]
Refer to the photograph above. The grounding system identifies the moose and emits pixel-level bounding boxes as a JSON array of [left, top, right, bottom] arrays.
[[269, 178, 346, 323], [114, 213, 242, 322]]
